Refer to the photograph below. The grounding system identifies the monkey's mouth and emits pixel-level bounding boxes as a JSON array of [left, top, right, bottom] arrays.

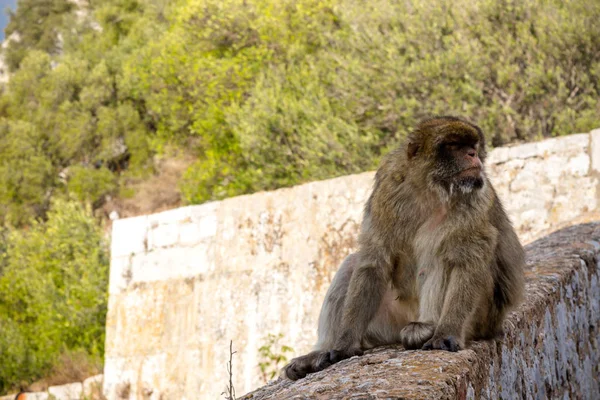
[[456, 166, 482, 178], [453, 167, 484, 191]]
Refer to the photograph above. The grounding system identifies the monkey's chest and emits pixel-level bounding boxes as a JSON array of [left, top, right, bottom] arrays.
[[412, 222, 447, 287], [411, 224, 449, 320]]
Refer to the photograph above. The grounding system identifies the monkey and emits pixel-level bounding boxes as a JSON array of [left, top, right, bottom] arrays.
[[284, 116, 525, 380]]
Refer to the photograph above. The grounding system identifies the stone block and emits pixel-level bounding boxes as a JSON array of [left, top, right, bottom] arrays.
[[565, 152, 590, 176], [129, 245, 213, 284], [509, 161, 549, 192], [178, 214, 218, 246], [535, 133, 588, 155], [101, 357, 133, 400], [487, 146, 511, 164], [188, 201, 219, 222], [550, 177, 598, 224], [508, 141, 541, 160], [111, 215, 148, 258], [487, 133, 589, 165], [48, 383, 82, 400], [108, 256, 132, 295], [19, 393, 49, 400], [147, 222, 180, 250], [487, 158, 525, 186], [83, 374, 103, 399], [147, 206, 192, 226], [591, 128, 600, 174]]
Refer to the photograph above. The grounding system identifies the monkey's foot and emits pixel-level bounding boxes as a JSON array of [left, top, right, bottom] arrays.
[[283, 347, 363, 381], [400, 322, 435, 349], [327, 347, 364, 365], [422, 335, 461, 352], [284, 351, 323, 380]]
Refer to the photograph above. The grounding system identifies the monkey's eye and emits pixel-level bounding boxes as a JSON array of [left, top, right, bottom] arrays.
[[444, 142, 462, 150]]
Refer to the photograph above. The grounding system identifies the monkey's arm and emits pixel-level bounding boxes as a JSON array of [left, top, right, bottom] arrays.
[[330, 252, 391, 360], [423, 231, 496, 351]]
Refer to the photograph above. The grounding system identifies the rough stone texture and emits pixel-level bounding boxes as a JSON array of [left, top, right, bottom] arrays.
[[243, 223, 600, 399], [104, 131, 600, 400], [48, 383, 82, 400], [83, 375, 104, 399]]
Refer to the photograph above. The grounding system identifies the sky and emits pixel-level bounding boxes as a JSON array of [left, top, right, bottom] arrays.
[[0, 0, 17, 41]]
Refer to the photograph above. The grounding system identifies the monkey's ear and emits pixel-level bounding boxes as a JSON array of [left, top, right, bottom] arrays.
[[407, 142, 419, 159]]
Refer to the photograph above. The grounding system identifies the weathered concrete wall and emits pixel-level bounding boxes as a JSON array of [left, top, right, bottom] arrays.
[[243, 223, 600, 399], [104, 130, 600, 400]]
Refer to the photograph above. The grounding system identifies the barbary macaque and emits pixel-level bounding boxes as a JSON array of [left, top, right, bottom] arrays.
[[284, 116, 525, 380]]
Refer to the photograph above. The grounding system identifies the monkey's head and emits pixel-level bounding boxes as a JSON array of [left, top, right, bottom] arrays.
[[406, 116, 487, 196]]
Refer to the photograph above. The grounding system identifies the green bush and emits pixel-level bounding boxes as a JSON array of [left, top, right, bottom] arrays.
[[1, 0, 599, 221], [67, 166, 117, 206], [3, 0, 74, 71], [0, 199, 109, 393], [176, 0, 600, 200]]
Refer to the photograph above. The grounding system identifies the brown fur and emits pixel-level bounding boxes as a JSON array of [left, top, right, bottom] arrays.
[[284, 116, 525, 380]]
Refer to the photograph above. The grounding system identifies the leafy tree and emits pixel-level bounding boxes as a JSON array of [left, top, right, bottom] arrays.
[[3, 0, 74, 71], [0, 199, 109, 393], [2, 0, 599, 221]]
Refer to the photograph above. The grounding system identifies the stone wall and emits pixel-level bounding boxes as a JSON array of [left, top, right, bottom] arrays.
[[243, 223, 600, 399], [104, 129, 600, 400]]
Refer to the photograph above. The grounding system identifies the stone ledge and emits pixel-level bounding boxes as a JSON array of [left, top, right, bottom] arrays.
[[242, 223, 600, 399]]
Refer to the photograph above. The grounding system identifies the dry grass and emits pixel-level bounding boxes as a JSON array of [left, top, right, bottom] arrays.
[[27, 350, 102, 392], [101, 153, 195, 222]]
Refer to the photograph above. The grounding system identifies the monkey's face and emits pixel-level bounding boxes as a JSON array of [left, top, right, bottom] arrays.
[[406, 117, 488, 196], [433, 133, 485, 193]]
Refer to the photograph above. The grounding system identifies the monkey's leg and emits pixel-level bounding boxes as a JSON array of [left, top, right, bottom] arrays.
[[363, 289, 417, 349], [284, 254, 358, 380], [422, 264, 491, 351], [323, 255, 391, 365], [399, 267, 443, 349]]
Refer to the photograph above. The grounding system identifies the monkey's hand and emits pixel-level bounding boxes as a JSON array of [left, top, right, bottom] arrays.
[[421, 335, 461, 352]]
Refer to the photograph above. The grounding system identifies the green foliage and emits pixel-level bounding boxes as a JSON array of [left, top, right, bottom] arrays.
[[1, 0, 599, 221], [0, 118, 55, 226], [258, 334, 293, 383], [0, 199, 109, 393], [67, 166, 116, 206], [174, 0, 600, 200], [3, 0, 74, 71]]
